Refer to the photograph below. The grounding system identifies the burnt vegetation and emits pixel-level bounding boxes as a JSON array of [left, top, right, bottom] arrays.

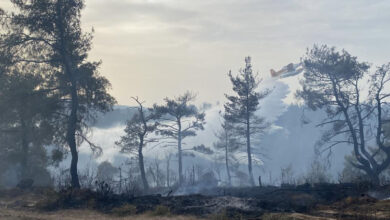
[[1, 1, 390, 220]]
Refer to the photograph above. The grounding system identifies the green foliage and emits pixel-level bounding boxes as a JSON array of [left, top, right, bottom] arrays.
[[224, 56, 270, 185], [156, 91, 205, 140], [155, 91, 206, 184], [115, 97, 160, 191], [1, 0, 117, 187], [224, 57, 269, 126], [297, 45, 369, 111], [297, 44, 390, 185], [0, 70, 58, 185]]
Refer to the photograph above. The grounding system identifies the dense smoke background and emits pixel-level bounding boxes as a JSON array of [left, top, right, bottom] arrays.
[[54, 74, 349, 186], [2, 0, 386, 187]]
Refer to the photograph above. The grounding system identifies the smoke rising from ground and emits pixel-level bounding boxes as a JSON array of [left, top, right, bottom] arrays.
[[49, 74, 349, 188]]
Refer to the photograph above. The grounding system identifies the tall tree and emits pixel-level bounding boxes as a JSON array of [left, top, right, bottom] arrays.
[[213, 119, 240, 186], [224, 57, 270, 186], [116, 97, 159, 192], [0, 70, 58, 184], [1, 0, 116, 188], [297, 45, 390, 185], [156, 92, 205, 185]]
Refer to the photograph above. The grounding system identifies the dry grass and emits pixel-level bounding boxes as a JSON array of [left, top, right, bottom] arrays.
[[0, 208, 203, 220], [111, 204, 137, 216], [148, 205, 171, 216], [262, 213, 335, 220]]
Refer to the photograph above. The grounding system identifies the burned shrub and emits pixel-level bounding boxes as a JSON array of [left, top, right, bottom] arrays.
[[95, 180, 114, 201], [149, 205, 171, 216], [111, 204, 137, 216]]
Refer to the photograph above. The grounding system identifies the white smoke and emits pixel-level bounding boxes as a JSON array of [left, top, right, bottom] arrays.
[[55, 74, 349, 186]]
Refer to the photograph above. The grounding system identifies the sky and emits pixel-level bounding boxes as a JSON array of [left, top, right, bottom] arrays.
[[2, 0, 390, 185], [2, 0, 390, 106]]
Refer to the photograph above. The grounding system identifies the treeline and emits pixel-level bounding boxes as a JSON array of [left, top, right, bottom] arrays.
[[0, 0, 116, 188], [0, 0, 271, 191], [1, 0, 390, 192], [114, 56, 270, 191]]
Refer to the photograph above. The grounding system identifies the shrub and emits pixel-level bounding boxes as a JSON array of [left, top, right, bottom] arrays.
[[95, 180, 113, 201], [111, 204, 137, 216], [149, 205, 171, 216]]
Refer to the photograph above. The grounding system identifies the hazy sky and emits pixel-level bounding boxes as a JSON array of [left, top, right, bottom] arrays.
[[2, 0, 390, 105]]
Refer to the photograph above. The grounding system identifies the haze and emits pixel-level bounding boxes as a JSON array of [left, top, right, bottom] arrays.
[[2, 0, 390, 105]]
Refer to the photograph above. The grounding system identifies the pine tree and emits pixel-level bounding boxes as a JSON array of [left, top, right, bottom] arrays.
[[0, 70, 58, 184], [116, 97, 159, 192], [2, 0, 116, 188], [297, 45, 390, 185], [224, 57, 270, 186], [156, 92, 205, 185]]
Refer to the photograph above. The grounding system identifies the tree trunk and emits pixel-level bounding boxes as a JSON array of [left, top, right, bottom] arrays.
[[166, 156, 170, 187], [20, 118, 28, 179], [370, 172, 380, 186], [330, 79, 374, 186], [57, 0, 80, 188], [178, 120, 183, 185], [60, 49, 79, 189], [225, 133, 231, 186], [68, 86, 80, 188], [246, 115, 255, 186], [139, 138, 149, 192]]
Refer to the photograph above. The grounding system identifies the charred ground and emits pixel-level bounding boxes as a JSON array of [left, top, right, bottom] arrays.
[[1, 183, 390, 220]]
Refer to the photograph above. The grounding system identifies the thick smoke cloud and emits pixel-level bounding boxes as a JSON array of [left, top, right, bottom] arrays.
[[53, 75, 350, 186]]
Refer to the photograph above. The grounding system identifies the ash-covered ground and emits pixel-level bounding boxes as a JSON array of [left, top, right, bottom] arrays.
[[1, 183, 390, 220]]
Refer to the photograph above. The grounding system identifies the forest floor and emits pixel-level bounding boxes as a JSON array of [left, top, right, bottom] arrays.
[[0, 208, 200, 220], [0, 184, 390, 220]]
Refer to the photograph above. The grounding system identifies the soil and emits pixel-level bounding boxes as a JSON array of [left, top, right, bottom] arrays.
[[0, 183, 389, 220]]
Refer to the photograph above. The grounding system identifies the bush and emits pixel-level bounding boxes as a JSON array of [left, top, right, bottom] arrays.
[[149, 205, 171, 216], [95, 180, 113, 201], [111, 204, 137, 216]]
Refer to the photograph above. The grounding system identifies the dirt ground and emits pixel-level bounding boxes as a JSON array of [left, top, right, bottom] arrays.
[[0, 207, 347, 220], [1, 185, 390, 220], [0, 208, 202, 220], [0, 205, 388, 220]]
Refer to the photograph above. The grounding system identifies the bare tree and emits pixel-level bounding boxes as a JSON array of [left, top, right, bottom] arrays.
[[116, 97, 159, 191], [280, 164, 295, 185], [165, 153, 173, 187], [147, 158, 165, 187], [213, 119, 240, 186]]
